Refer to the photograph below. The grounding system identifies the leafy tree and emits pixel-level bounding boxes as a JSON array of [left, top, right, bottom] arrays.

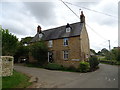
[[90, 49, 96, 55], [0, 26, 2, 56], [20, 37, 33, 45], [14, 44, 29, 63], [97, 51, 102, 55], [111, 48, 120, 61], [97, 48, 109, 56], [30, 41, 48, 65], [2, 28, 18, 56], [101, 48, 109, 56]]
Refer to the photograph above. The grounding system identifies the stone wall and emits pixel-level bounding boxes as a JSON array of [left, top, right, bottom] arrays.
[[48, 36, 82, 68], [0, 56, 14, 77]]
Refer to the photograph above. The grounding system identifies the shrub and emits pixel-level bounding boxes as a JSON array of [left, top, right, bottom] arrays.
[[89, 55, 99, 70], [14, 45, 29, 63], [67, 66, 78, 72], [44, 63, 63, 70], [79, 62, 90, 73], [30, 41, 48, 66]]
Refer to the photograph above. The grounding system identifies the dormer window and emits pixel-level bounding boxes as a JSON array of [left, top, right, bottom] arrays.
[[39, 33, 43, 38], [66, 23, 71, 33], [66, 27, 71, 32]]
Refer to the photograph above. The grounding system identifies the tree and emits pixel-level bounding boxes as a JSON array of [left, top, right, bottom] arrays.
[[90, 49, 96, 55], [20, 37, 33, 45], [111, 48, 120, 61], [14, 44, 29, 63], [30, 41, 48, 65], [2, 28, 18, 56], [101, 48, 109, 56]]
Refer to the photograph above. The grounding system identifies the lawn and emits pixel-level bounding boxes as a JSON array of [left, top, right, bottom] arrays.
[[2, 70, 32, 88]]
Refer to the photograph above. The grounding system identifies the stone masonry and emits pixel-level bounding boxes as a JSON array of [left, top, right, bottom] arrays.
[[0, 56, 14, 77]]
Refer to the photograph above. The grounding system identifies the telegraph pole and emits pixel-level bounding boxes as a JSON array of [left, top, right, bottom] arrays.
[[108, 40, 111, 51]]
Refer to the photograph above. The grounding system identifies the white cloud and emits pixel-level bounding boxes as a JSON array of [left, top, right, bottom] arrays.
[[0, 0, 118, 51]]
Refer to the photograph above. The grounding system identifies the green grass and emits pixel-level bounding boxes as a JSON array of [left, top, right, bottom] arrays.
[[2, 70, 32, 88], [99, 59, 120, 65]]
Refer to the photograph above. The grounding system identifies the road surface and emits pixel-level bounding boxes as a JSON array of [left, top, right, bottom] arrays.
[[14, 64, 119, 88]]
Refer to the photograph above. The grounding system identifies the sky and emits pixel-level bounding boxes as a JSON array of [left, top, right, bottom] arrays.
[[0, 0, 119, 52]]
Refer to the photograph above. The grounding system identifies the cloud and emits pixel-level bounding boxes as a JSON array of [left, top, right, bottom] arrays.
[[87, 0, 118, 26], [0, 0, 118, 51], [23, 2, 58, 26], [1, 2, 39, 37]]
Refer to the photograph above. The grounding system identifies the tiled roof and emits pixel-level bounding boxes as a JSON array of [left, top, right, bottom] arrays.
[[30, 22, 83, 42]]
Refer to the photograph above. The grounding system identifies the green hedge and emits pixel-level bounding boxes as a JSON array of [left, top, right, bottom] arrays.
[[44, 63, 78, 72], [79, 62, 90, 73], [44, 63, 64, 70], [99, 60, 120, 65]]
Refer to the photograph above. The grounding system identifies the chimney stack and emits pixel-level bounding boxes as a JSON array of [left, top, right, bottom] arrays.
[[80, 11, 85, 23], [37, 25, 42, 34]]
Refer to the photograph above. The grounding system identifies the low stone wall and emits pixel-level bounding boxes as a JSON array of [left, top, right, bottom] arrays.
[[0, 56, 14, 77]]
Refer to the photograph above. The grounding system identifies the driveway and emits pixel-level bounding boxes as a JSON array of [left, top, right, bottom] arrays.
[[14, 64, 119, 88]]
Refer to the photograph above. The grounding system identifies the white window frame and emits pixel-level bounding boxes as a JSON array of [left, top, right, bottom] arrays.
[[63, 38, 68, 46], [48, 52, 50, 62], [48, 40, 53, 47], [63, 50, 69, 60], [66, 27, 71, 32], [39, 33, 43, 38]]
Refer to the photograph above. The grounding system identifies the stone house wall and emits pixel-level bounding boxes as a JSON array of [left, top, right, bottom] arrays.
[[80, 24, 90, 61], [47, 36, 82, 68]]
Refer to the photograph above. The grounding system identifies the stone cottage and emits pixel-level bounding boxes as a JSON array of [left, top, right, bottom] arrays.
[[30, 11, 90, 68]]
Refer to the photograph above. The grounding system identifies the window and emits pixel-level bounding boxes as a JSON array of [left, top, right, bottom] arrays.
[[66, 27, 71, 32], [63, 38, 68, 46], [39, 33, 43, 38], [48, 40, 53, 47], [63, 51, 69, 60]]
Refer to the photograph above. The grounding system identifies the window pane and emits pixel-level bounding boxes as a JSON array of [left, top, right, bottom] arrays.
[[48, 40, 53, 47], [63, 51, 68, 59], [64, 38, 68, 46]]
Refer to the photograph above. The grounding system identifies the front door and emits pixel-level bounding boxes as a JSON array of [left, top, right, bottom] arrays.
[[48, 51, 53, 63]]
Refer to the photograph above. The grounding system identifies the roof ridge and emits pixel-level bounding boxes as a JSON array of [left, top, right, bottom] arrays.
[[42, 22, 81, 32]]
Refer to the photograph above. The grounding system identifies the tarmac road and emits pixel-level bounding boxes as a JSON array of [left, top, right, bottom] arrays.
[[14, 64, 119, 88]]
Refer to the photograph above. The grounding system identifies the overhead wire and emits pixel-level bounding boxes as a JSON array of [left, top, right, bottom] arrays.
[[60, 0, 108, 41], [65, 1, 118, 19], [59, 0, 112, 49], [60, 0, 79, 19]]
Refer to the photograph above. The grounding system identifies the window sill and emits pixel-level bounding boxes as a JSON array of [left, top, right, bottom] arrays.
[[64, 45, 68, 47], [64, 59, 69, 61]]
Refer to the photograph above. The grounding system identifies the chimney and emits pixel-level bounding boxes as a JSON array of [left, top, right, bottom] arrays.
[[37, 25, 42, 34], [66, 23, 70, 28], [80, 11, 85, 23]]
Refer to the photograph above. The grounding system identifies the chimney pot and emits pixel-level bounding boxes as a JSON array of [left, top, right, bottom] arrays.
[[80, 11, 85, 23], [37, 25, 42, 34]]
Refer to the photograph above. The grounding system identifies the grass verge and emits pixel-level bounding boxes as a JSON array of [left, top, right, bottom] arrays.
[[2, 70, 32, 88]]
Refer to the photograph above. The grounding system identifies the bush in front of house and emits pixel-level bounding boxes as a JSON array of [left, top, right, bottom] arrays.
[[89, 55, 99, 71], [30, 41, 48, 66], [44, 63, 64, 70], [78, 62, 90, 73], [67, 65, 78, 72]]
